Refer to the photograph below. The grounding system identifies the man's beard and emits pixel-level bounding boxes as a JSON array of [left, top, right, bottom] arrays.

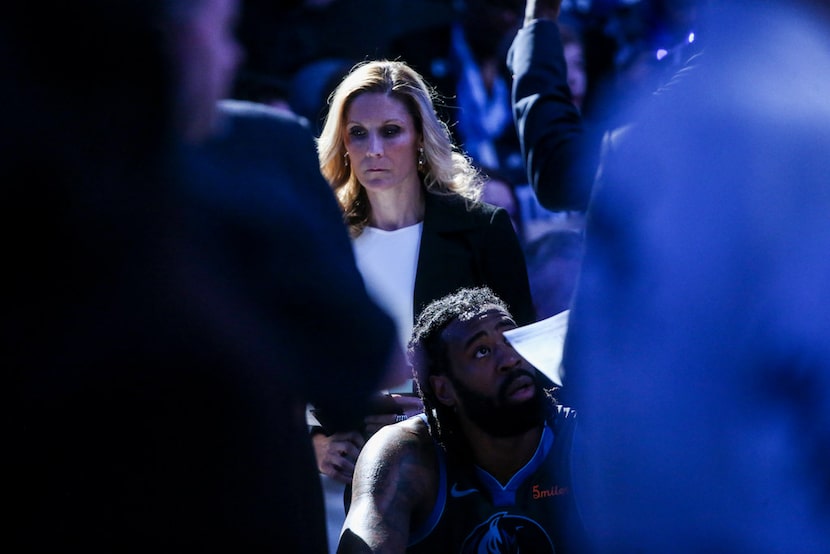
[[448, 369, 546, 438]]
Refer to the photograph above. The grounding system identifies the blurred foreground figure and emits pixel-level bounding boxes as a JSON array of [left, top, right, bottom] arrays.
[[565, 0, 830, 551], [4, 1, 396, 552]]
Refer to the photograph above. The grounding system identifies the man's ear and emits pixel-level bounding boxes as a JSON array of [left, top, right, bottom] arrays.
[[430, 375, 456, 407]]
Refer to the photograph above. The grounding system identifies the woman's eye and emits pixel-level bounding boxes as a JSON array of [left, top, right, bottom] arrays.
[[474, 345, 491, 359], [348, 127, 366, 138], [383, 126, 401, 136]]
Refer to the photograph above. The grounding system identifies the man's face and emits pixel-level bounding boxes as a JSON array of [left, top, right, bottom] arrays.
[[171, 0, 243, 142], [433, 307, 545, 437]]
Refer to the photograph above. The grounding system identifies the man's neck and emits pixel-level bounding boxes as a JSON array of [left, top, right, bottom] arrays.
[[463, 423, 544, 485]]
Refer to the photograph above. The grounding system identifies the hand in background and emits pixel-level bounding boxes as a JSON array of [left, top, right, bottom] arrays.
[[363, 394, 424, 436], [524, 0, 562, 25], [312, 430, 366, 484]]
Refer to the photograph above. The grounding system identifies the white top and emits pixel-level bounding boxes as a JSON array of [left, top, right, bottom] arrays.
[[353, 223, 423, 393]]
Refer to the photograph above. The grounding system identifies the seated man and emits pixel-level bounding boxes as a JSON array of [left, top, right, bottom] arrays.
[[338, 287, 589, 553]]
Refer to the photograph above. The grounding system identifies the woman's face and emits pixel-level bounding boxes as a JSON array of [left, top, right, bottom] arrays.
[[344, 92, 421, 194]]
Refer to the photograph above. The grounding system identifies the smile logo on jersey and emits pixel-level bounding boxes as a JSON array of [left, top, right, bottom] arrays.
[[460, 511, 554, 553]]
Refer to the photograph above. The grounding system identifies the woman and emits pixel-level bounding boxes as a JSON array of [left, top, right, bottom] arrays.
[[312, 59, 535, 491], [319, 59, 534, 332]]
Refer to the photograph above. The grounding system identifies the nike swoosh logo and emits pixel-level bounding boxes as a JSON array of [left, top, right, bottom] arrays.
[[450, 483, 479, 498]]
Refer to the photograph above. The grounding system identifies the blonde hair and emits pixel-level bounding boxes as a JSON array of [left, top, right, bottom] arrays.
[[317, 60, 482, 236]]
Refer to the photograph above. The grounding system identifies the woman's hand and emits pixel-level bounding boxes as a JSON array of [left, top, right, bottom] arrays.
[[312, 430, 366, 484], [363, 394, 424, 436]]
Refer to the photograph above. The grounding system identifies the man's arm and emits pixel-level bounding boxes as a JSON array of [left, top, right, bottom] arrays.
[[338, 419, 437, 553], [508, 0, 595, 211]]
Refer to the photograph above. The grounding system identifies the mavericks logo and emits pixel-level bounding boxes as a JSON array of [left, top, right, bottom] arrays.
[[461, 512, 554, 553]]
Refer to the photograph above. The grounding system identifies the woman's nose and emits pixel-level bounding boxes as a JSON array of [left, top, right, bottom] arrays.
[[367, 133, 383, 157]]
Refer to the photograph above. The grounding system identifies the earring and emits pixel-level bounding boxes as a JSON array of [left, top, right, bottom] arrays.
[[417, 147, 425, 171], [344, 151, 349, 167]]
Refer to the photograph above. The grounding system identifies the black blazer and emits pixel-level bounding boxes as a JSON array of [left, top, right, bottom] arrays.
[[414, 192, 535, 326]]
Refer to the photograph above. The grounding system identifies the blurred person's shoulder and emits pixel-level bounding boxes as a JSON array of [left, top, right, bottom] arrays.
[[216, 98, 313, 136]]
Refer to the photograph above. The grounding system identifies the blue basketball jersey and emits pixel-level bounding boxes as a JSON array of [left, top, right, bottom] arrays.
[[407, 407, 586, 553]]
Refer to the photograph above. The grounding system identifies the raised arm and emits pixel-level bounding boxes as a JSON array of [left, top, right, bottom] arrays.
[[523, 0, 561, 24], [508, 0, 595, 211], [338, 419, 437, 553]]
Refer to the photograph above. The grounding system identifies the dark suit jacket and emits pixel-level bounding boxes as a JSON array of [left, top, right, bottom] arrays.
[[507, 20, 597, 211], [169, 101, 398, 550], [415, 192, 535, 326], [8, 100, 396, 553], [194, 100, 397, 423]]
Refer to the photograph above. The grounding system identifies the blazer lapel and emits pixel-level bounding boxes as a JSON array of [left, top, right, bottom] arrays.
[[413, 193, 482, 317]]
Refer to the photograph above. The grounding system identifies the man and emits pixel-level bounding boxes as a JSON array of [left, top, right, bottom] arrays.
[[179, 97, 403, 552], [510, 1, 830, 551], [560, 0, 830, 551], [338, 287, 587, 553], [5, 1, 398, 551]]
